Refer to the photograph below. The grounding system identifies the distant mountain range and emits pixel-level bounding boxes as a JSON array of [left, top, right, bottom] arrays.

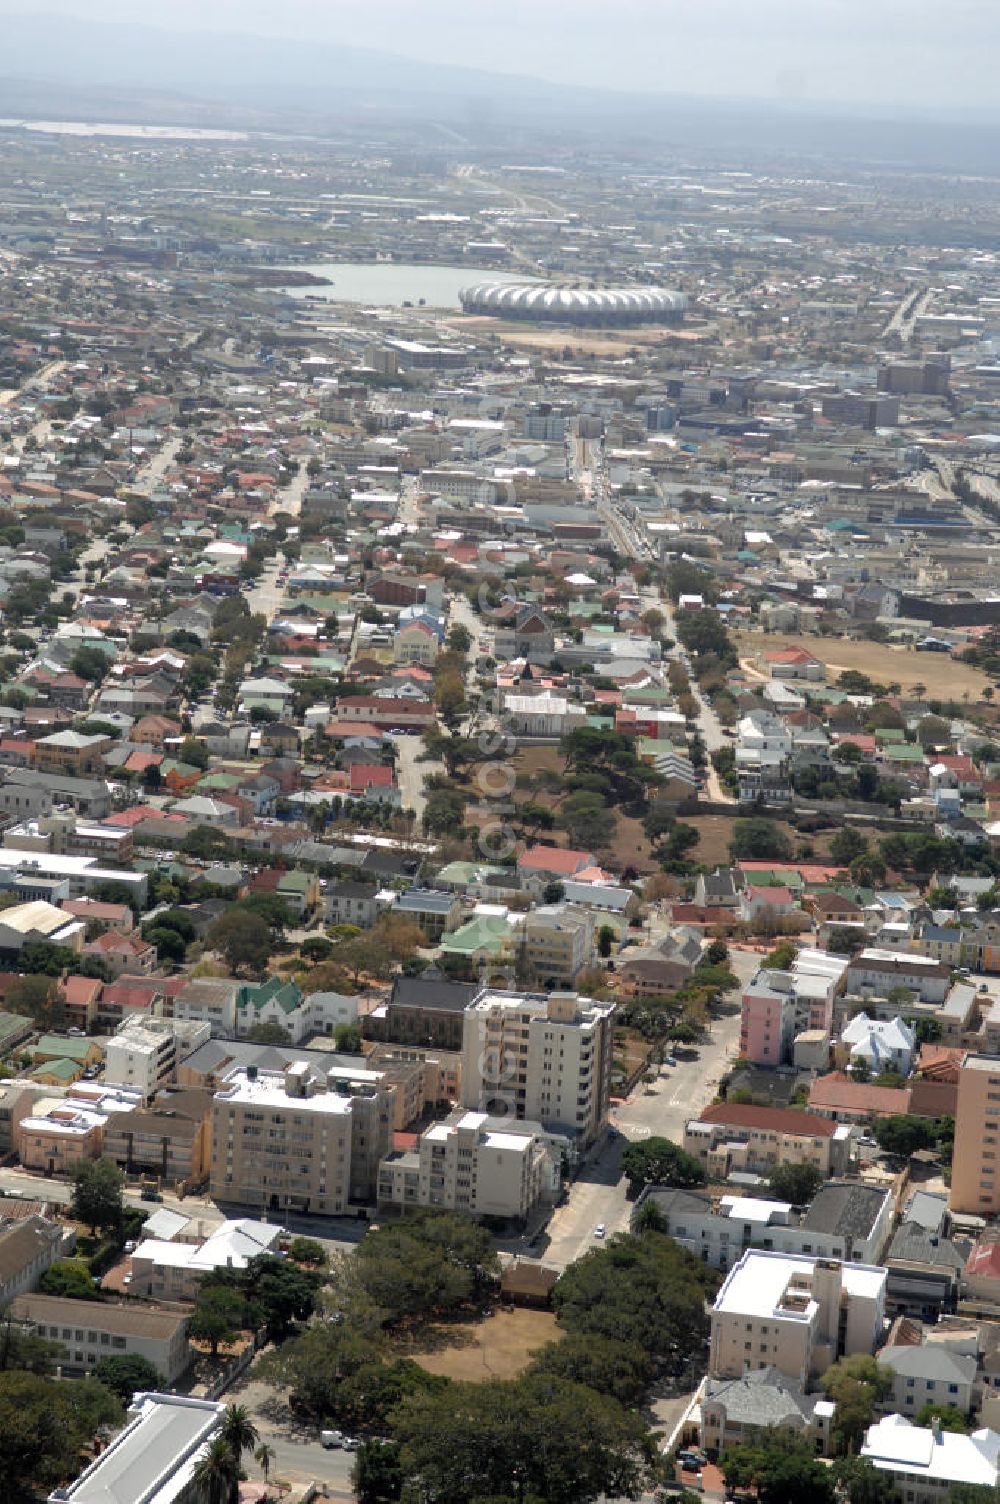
[[2, 11, 1000, 172]]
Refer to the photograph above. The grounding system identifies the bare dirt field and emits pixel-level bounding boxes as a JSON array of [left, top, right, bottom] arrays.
[[686, 812, 838, 868], [442, 315, 709, 358], [735, 631, 989, 700], [409, 1308, 561, 1382]]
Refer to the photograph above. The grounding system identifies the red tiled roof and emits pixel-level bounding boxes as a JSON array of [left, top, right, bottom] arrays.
[[808, 1074, 911, 1116], [518, 844, 594, 875], [697, 1102, 837, 1137]]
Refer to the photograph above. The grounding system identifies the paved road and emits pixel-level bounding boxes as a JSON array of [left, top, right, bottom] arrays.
[[225, 1373, 357, 1499], [539, 960, 749, 1271], [393, 730, 438, 823]]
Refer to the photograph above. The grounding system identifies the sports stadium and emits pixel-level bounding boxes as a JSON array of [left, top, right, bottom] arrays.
[[458, 281, 687, 327]]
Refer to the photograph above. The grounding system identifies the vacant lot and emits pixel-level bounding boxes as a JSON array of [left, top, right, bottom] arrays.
[[409, 1308, 561, 1382], [735, 631, 989, 700], [509, 744, 658, 874]]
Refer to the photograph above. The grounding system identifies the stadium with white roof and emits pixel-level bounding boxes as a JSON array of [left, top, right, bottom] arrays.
[[459, 281, 687, 326]]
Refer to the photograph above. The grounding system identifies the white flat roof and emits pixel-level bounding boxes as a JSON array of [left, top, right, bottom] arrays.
[[713, 1249, 886, 1321], [215, 1066, 352, 1115], [52, 1391, 223, 1504]]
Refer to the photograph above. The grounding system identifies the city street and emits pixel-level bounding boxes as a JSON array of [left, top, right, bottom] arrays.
[[539, 950, 752, 1270]]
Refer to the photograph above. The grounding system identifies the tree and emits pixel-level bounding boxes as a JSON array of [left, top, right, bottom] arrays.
[[0, 1369, 121, 1494], [4, 973, 63, 1029], [597, 924, 616, 959], [434, 670, 467, 730], [721, 1435, 836, 1504], [334, 1022, 363, 1052], [621, 1138, 707, 1197], [873, 1114, 937, 1158], [247, 1021, 290, 1045], [354, 1438, 405, 1504], [766, 939, 797, 969], [178, 736, 210, 770], [92, 1353, 163, 1401], [830, 827, 868, 866], [354, 1211, 499, 1326], [220, 1404, 258, 1471], [833, 1456, 896, 1504], [69, 645, 110, 683], [529, 1333, 654, 1408], [542, 881, 566, 904], [192, 1435, 240, 1504], [289, 1236, 327, 1266], [559, 791, 616, 849], [822, 1354, 894, 1453], [254, 1442, 277, 1482], [729, 819, 792, 862], [827, 925, 867, 956], [767, 1163, 823, 1205], [71, 1156, 123, 1236], [189, 1285, 244, 1357], [552, 1231, 716, 1375], [392, 1373, 652, 1504], [39, 1259, 99, 1301], [143, 925, 188, 963], [208, 909, 271, 975], [915, 1403, 968, 1432], [705, 939, 729, 966]]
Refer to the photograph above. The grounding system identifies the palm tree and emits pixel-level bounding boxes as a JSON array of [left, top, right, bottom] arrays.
[[220, 1404, 259, 1471], [255, 1442, 277, 1482], [193, 1436, 240, 1504]]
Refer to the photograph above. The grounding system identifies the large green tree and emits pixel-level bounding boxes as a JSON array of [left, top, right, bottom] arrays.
[[621, 1138, 707, 1197], [721, 1434, 836, 1504], [92, 1354, 163, 1401], [551, 1231, 716, 1376], [391, 1373, 653, 1504], [70, 1156, 123, 1236], [821, 1355, 894, 1454], [767, 1163, 823, 1205], [354, 1211, 499, 1326]]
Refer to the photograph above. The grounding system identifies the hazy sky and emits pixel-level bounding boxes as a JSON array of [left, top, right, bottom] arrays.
[[1, 1, 997, 109]]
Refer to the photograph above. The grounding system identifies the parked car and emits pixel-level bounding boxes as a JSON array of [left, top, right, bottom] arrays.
[[594, 1224, 606, 1239], [342, 1438, 362, 1451], [321, 1431, 344, 1449]]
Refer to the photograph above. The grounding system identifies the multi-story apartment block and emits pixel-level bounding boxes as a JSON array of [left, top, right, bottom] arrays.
[[684, 1103, 852, 1179], [210, 1061, 392, 1215], [950, 1053, 1000, 1215], [377, 1109, 555, 1221], [460, 988, 615, 1149], [104, 1018, 210, 1102], [709, 1249, 887, 1385], [520, 905, 595, 989]]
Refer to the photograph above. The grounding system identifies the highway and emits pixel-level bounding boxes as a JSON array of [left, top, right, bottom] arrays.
[[882, 284, 933, 343]]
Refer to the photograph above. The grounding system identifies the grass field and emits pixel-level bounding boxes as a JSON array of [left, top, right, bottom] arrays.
[[409, 1308, 561, 1382], [735, 631, 990, 699]]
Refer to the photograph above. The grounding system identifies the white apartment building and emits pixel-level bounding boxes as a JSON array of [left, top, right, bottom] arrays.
[[460, 989, 615, 1149], [210, 1061, 392, 1216], [861, 1414, 1000, 1504], [104, 1018, 211, 1102], [377, 1109, 555, 1222], [709, 1249, 887, 1386]]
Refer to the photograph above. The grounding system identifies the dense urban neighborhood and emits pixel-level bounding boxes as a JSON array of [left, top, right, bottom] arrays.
[[7, 55, 1000, 1504]]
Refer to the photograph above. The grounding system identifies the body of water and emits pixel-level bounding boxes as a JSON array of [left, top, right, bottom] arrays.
[[0, 119, 248, 140], [279, 262, 535, 309]]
